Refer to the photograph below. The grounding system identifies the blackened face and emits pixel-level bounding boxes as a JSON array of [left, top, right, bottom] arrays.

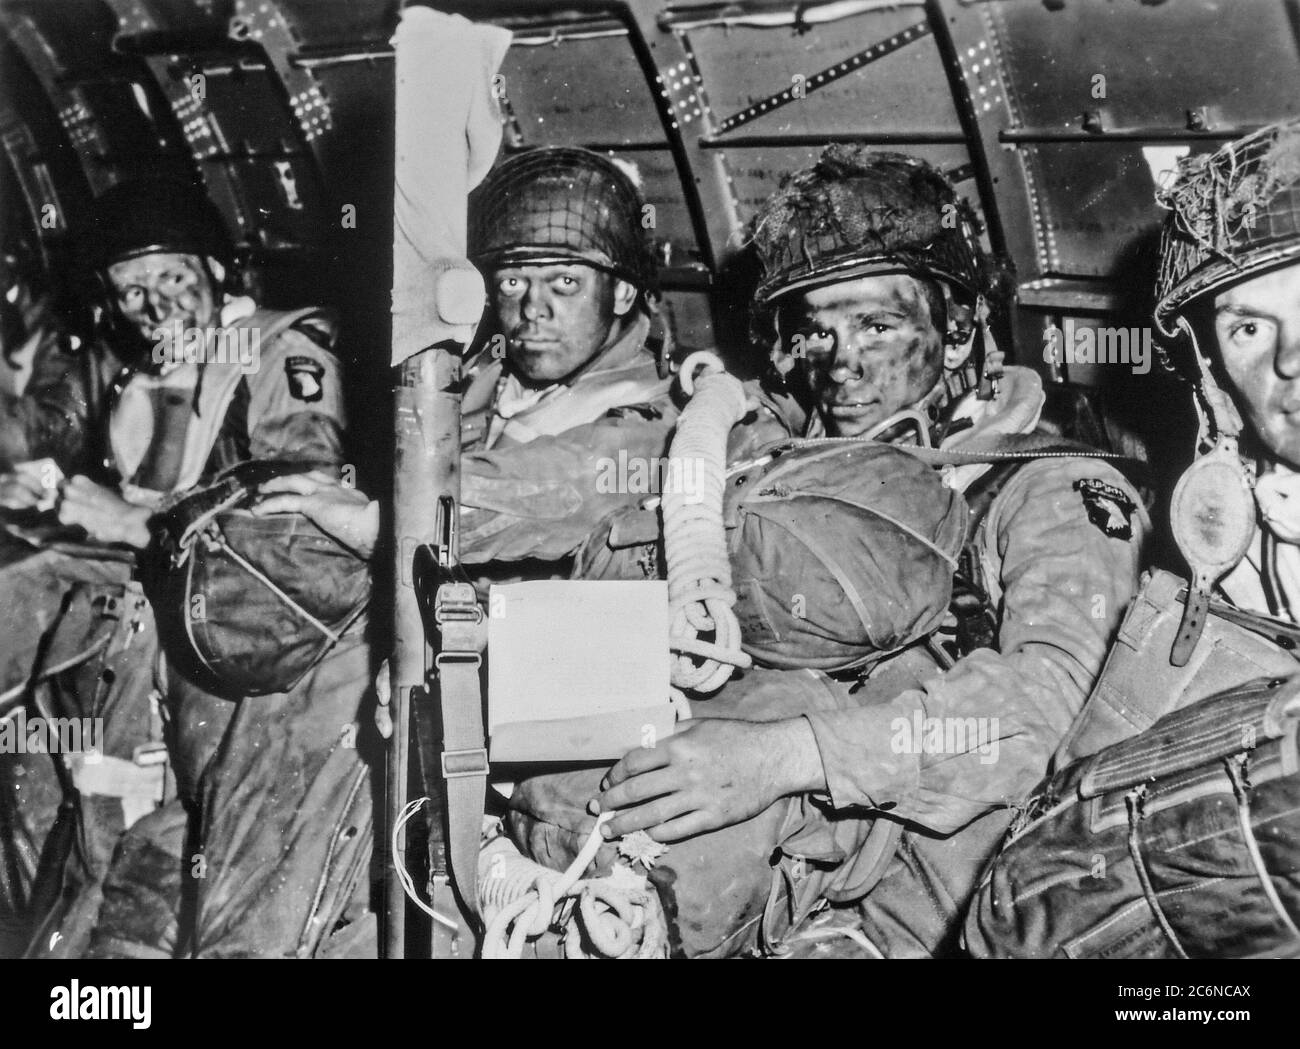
[[1212, 264, 1300, 470], [778, 273, 946, 437], [489, 262, 628, 387], [106, 251, 219, 346]]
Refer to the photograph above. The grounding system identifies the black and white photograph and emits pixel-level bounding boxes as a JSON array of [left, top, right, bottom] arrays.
[[0, 0, 1292, 1020]]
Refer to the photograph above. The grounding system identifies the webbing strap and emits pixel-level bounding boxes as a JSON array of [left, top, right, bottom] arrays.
[[1186, 585, 1300, 652], [433, 582, 488, 922]]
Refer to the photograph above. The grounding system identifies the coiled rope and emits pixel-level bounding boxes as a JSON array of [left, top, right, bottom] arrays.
[[479, 815, 664, 959], [664, 351, 754, 693]]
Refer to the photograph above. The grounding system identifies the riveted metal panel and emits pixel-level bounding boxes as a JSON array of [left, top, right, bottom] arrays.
[[497, 33, 663, 148], [992, 0, 1300, 135], [687, 5, 960, 140]]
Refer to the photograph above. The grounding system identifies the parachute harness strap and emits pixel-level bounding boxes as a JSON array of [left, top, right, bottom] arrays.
[[478, 815, 666, 959], [665, 351, 756, 693]]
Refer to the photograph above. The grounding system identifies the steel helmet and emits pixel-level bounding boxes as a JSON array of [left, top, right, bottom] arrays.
[[1156, 118, 1300, 339], [749, 146, 989, 307], [468, 146, 658, 295], [87, 177, 234, 276]]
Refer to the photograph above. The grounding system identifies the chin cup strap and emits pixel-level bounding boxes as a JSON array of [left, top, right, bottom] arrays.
[[1168, 316, 1258, 666]]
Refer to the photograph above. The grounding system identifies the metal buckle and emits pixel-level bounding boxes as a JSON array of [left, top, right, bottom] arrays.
[[433, 581, 483, 625], [441, 747, 488, 779], [132, 742, 169, 768], [433, 650, 482, 672]]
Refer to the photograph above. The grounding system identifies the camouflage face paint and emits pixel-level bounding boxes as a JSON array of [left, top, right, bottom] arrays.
[[490, 262, 619, 387], [107, 252, 219, 347], [780, 273, 946, 437]]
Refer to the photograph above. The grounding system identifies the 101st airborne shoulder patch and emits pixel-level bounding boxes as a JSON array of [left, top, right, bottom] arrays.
[[285, 356, 325, 402], [1073, 478, 1136, 540]]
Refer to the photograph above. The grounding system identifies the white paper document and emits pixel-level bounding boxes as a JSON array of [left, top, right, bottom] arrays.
[[487, 580, 674, 762]]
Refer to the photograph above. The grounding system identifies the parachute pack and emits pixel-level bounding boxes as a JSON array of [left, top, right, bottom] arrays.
[[146, 459, 370, 697], [968, 570, 1300, 959]]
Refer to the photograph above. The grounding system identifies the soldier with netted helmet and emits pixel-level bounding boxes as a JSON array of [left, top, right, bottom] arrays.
[[1153, 117, 1300, 609], [256, 146, 684, 571], [590, 145, 1150, 957], [964, 118, 1300, 959]]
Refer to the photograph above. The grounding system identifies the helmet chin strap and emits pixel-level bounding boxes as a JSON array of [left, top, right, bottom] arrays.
[[1175, 314, 1245, 451], [942, 292, 1001, 401], [973, 296, 1003, 400]]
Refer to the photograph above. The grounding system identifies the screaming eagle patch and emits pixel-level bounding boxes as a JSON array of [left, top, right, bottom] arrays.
[[1074, 478, 1136, 541], [285, 356, 325, 402]]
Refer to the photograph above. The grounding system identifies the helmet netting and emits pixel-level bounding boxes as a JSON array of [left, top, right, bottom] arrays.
[[748, 146, 989, 306], [469, 147, 658, 294], [1156, 118, 1300, 359]]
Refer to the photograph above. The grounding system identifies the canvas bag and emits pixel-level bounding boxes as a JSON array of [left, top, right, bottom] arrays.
[[146, 460, 370, 697], [1055, 568, 1300, 768], [967, 673, 1300, 958]]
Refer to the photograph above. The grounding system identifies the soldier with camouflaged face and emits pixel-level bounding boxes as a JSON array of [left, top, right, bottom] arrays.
[[591, 146, 1151, 957], [254, 146, 685, 571], [15, 177, 361, 960]]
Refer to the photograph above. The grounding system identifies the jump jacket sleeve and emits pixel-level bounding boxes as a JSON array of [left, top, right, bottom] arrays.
[[803, 457, 1148, 835], [0, 330, 91, 470], [247, 329, 347, 469], [458, 408, 678, 564]]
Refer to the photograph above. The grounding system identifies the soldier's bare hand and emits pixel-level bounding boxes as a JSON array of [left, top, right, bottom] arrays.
[[591, 718, 824, 843], [57, 476, 152, 548], [0, 469, 48, 511], [252, 471, 379, 559]]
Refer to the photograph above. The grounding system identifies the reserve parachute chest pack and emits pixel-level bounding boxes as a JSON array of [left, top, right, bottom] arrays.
[[576, 438, 968, 672], [968, 667, 1300, 959], [145, 460, 370, 697]]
